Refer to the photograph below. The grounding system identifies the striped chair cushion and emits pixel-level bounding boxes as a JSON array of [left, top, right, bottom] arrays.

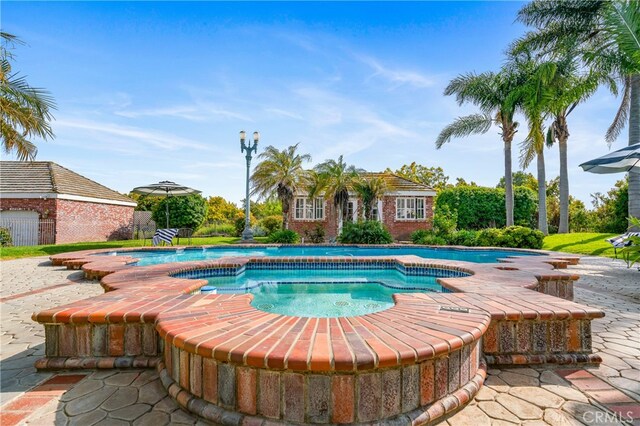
[[152, 228, 179, 246]]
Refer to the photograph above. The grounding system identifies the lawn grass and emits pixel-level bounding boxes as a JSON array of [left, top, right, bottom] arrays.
[[1, 232, 620, 260], [0, 236, 269, 260], [542, 232, 618, 258]]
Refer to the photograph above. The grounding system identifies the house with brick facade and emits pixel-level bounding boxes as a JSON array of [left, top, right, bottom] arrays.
[[287, 172, 436, 241], [0, 161, 136, 245]]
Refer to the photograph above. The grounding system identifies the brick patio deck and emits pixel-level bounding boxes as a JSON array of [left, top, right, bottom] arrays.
[[3, 251, 637, 424]]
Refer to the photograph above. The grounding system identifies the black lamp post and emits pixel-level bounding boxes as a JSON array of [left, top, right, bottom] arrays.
[[240, 130, 259, 241]]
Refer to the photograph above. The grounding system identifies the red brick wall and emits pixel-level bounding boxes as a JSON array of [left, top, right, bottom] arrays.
[[55, 199, 134, 243], [287, 196, 433, 242], [381, 196, 433, 241], [287, 202, 339, 241], [0, 198, 57, 219]]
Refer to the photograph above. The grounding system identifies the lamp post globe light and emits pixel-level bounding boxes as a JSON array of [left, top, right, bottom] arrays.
[[240, 130, 259, 242]]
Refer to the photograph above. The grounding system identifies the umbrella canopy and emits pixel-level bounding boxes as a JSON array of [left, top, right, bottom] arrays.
[[131, 181, 201, 228], [579, 143, 640, 174]]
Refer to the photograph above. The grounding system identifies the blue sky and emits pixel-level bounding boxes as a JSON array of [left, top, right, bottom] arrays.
[[3, 1, 625, 205]]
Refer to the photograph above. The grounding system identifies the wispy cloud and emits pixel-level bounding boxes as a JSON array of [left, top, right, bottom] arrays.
[[360, 56, 435, 89], [55, 118, 217, 152], [264, 107, 303, 120], [115, 103, 252, 122]]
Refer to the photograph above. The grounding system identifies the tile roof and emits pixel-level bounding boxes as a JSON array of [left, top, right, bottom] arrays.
[[0, 161, 135, 204], [363, 172, 435, 192]]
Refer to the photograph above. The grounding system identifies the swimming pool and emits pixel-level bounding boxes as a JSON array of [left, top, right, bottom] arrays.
[[104, 245, 539, 266], [186, 268, 451, 317]]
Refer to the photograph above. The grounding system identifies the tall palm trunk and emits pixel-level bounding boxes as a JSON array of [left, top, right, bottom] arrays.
[[537, 149, 549, 235], [557, 116, 570, 234], [504, 138, 514, 227], [629, 74, 640, 225], [281, 197, 290, 230]]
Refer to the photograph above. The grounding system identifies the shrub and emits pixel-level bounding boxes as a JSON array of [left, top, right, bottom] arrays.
[[448, 229, 478, 246], [0, 227, 12, 247], [338, 221, 392, 244], [304, 224, 325, 243], [259, 215, 283, 235], [152, 194, 207, 230], [251, 226, 268, 237], [475, 228, 503, 247], [432, 204, 457, 237], [193, 222, 235, 236], [267, 229, 300, 244], [499, 226, 544, 249], [412, 231, 448, 246], [436, 185, 537, 230], [411, 229, 431, 244]]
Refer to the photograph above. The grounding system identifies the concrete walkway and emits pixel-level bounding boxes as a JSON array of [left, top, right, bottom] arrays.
[[0, 255, 638, 425]]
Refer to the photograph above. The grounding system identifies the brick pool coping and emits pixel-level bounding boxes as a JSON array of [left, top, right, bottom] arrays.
[[33, 245, 605, 425]]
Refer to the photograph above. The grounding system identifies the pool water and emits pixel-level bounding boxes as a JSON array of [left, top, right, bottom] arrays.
[[106, 246, 537, 266], [200, 269, 447, 317]]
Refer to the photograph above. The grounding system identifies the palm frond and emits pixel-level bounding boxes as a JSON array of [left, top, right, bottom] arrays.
[[606, 75, 631, 144], [435, 114, 493, 148]]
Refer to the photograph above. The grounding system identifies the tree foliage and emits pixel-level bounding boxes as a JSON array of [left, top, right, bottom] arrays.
[[314, 156, 364, 224], [497, 172, 538, 193], [152, 194, 207, 230], [1, 32, 56, 160], [352, 176, 387, 220], [436, 185, 537, 230], [128, 193, 163, 212], [590, 178, 629, 233], [251, 144, 311, 230], [207, 196, 241, 224], [386, 163, 450, 192]]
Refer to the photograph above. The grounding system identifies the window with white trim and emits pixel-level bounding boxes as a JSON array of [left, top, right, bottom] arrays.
[[294, 197, 324, 220], [396, 197, 426, 220]]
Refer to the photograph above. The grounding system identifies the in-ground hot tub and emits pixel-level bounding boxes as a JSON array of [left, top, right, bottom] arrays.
[[159, 259, 485, 424], [173, 261, 464, 317]]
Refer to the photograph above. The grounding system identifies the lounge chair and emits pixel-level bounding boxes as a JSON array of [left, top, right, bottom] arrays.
[[152, 228, 180, 246], [606, 232, 640, 266]]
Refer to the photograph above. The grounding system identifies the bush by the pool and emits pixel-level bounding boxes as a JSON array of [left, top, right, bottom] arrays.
[[267, 229, 300, 244], [338, 220, 393, 244], [412, 226, 544, 249]]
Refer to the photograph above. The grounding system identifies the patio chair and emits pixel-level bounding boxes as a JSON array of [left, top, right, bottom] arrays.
[[176, 228, 193, 245], [138, 224, 157, 247], [152, 228, 180, 246], [606, 232, 640, 267]]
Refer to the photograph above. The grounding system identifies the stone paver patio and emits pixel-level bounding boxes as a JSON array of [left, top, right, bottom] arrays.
[[1, 255, 638, 425]]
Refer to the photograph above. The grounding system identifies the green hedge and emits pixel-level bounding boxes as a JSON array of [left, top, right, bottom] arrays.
[[412, 226, 543, 249], [436, 186, 537, 230]]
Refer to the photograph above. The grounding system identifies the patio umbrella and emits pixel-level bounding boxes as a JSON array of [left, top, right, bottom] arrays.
[[579, 143, 640, 174], [131, 181, 201, 228]]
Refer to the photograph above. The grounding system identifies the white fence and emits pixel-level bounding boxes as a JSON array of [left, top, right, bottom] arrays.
[[0, 218, 55, 246]]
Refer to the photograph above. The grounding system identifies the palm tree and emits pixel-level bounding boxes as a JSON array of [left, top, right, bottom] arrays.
[[545, 56, 601, 233], [516, 0, 640, 221], [314, 156, 363, 233], [509, 57, 556, 235], [251, 143, 311, 230], [353, 175, 388, 220], [436, 69, 524, 227], [1, 32, 56, 160]]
